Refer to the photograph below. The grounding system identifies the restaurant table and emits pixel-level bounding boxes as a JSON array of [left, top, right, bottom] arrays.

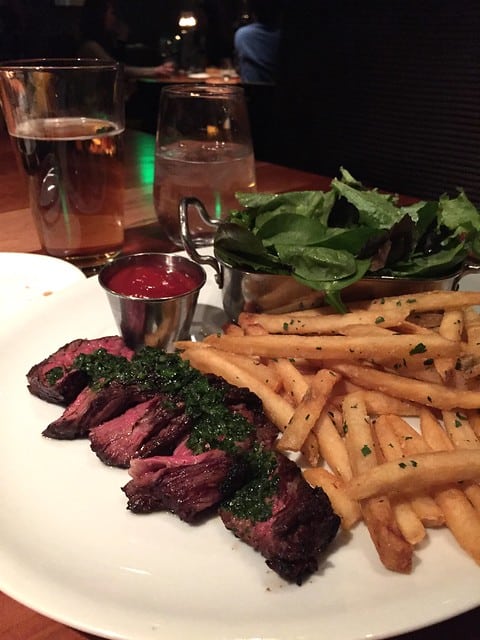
[[0, 125, 478, 640]]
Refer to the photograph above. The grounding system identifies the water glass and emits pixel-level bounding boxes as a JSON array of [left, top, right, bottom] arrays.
[[0, 59, 125, 273], [153, 84, 256, 247]]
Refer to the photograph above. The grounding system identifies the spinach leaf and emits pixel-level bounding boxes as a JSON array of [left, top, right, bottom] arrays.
[[212, 169, 480, 310], [276, 244, 360, 282], [331, 180, 405, 229], [214, 222, 289, 273]]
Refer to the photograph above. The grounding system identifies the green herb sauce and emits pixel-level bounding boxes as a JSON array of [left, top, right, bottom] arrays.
[[73, 347, 279, 520]]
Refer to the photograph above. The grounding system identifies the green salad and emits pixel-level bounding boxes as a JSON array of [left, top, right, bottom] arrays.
[[214, 168, 480, 311]]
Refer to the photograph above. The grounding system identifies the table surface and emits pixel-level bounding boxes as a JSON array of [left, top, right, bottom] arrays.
[[0, 125, 478, 640]]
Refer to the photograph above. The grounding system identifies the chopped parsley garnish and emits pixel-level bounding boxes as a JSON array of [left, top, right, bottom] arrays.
[[361, 444, 372, 457], [46, 366, 64, 385], [73, 347, 280, 519], [410, 343, 427, 355]]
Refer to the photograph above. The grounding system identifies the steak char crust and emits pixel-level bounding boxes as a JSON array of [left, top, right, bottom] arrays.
[[220, 454, 340, 585], [27, 337, 133, 406]]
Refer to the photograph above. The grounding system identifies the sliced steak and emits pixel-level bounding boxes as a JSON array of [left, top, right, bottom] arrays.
[[43, 382, 153, 440], [123, 447, 250, 522], [89, 396, 190, 468], [219, 454, 340, 585], [27, 337, 133, 405]]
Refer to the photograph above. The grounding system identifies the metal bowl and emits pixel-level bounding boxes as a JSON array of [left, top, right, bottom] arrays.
[[179, 197, 480, 321], [99, 252, 206, 350]]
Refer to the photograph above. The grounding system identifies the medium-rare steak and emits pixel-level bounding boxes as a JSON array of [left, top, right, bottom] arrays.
[[219, 453, 340, 585], [89, 395, 190, 467], [27, 337, 133, 405], [123, 447, 250, 521], [30, 342, 340, 583], [43, 382, 154, 440]]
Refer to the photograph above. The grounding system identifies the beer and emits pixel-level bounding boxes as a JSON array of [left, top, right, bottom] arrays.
[[154, 139, 256, 246], [13, 117, 124, 270]]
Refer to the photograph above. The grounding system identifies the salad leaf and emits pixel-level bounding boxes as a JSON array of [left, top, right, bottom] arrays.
[[214, 170, 480, 309]]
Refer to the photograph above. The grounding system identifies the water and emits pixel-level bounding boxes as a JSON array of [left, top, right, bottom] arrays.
[[154, 139, 256, 246]]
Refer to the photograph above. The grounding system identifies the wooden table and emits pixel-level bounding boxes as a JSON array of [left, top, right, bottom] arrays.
[[0, 126, 478, 640]]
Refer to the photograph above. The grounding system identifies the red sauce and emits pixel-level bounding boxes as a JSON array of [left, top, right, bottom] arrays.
[[106, 264, 200, 299]]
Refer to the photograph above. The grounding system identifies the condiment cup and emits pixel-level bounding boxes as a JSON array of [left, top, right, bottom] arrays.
[[99, 252, 206, 350]]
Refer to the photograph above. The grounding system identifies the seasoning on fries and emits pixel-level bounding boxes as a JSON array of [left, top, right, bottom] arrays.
[[176, 289, 480, 572]]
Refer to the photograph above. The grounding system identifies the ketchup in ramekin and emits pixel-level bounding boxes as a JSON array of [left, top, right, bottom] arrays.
[[99, 252, 206, 350], [105, 263, 201, 299]]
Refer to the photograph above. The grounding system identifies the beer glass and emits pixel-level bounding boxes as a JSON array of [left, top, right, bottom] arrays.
[[154, 84, 256, 247], [0, 59, 125, 273]]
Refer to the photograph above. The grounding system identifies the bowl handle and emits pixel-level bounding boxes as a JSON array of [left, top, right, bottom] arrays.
[[179, 197, 224, 288]]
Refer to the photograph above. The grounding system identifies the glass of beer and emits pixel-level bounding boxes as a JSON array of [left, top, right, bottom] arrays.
[[0, 59, 125, 273], [154, 84, 256, 247]]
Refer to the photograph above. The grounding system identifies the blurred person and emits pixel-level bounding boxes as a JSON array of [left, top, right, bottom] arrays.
[[78, 0, 174, 79], [233, 0, 283, 83]]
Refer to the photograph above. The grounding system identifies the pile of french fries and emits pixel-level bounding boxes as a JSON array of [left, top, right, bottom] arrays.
[[176, 290, 480, 573]]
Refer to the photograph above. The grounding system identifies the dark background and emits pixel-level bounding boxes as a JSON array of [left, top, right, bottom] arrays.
[[1, 0, 479, 205]]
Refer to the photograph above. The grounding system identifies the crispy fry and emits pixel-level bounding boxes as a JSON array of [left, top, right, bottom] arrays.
[[442, 410, 480, 449], [361, 496, 413, 573], [391, 498, 426, 545], [336, 381, 420, 416], [434, 487, 480, 564], [272, 358, 309, 405], [435, 310, 464, 380], [332, 362, 480, 410], [346, 450, 480, 500], [235, 309, 408, 335], [303, 467, 362, 530], [374, 415, 438, 530], [367, 290, 480, 314], [313, 408, 353, 482], [277, 369, 340, 452], [204, 333, 460, 365], [341, 393, 413, 572], [180, 345, 294, 430], [464, 306, 480, 355]]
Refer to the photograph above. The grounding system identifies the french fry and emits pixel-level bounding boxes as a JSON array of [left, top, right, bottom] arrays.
[[336, 381, 420, 416], [277, 369, 340, 452], [235, 308, 408, 335], [346, 450, 480, 500], [303, 467, 362, 530], [391, 498, 426, 545], [179, 344, 282, 391], [435, 310, 464, 380], [313, 408, 353, 482], [271, 358, 309, 405], [367, 290, 480, 314], [374, 415, 429, 536], [464, 306, 480, 355], [342, 393, 413, 572], [204, 333, 460, 365], [179, 345, 294, 430], [442, 410, 480, 449], [433, 487, 480, 564], [332, 362, 480, 410], [361, 496, 413, 573]]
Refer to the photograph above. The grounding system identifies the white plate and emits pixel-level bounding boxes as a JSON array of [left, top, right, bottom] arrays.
[[0, 252, 86, 321], [0, 271, 479, 640], [187, 72, 210, 79]]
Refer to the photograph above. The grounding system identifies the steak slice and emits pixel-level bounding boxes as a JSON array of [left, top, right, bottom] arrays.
[[219, 453, 340, 585], [43, 382, 154, 440], [89, 396, 191, 468], [27, 337, 133, 405], [123, 447, 250, 522]]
